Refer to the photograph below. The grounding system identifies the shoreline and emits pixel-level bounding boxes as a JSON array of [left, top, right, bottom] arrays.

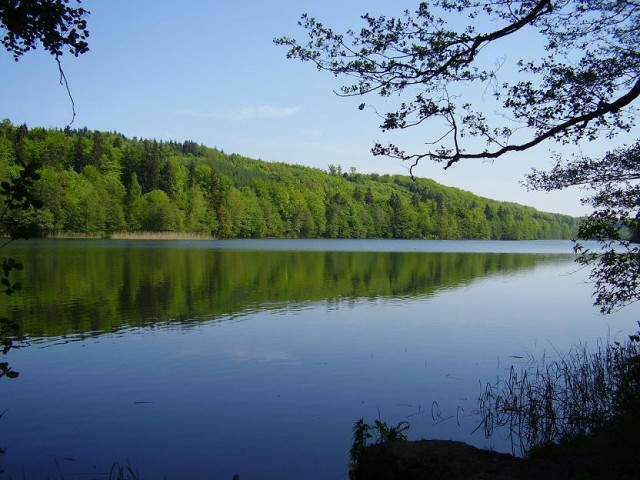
[[44, 231, 216, 240]]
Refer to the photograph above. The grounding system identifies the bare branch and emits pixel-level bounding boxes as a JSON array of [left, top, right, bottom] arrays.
[[56, 56, 76, 127]]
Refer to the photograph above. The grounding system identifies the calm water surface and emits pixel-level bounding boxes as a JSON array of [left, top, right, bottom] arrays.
[[0, 239, 637, 479]]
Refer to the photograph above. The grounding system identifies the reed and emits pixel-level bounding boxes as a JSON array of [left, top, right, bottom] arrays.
[[45, 231, 104, 239], [108, 461, 141, 480], [108, 231, 214, 240], [476, 327, 640, 456], [46, 231, 215, 240]]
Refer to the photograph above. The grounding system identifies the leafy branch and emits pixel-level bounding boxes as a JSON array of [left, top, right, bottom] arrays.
[[276, 1, 640, 173], [0, 161, 42, 380]]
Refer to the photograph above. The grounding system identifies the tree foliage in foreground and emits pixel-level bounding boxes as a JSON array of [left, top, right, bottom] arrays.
[[526, 143, 640, 313], [277, 0, 640, 314], [0, 0, 89, 60], [0, 0, 90, 380], [275, 0, 639, 171], [0, 121, 577, 240]]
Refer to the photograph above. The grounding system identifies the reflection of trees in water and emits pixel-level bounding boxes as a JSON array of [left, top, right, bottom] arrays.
[[3, 242, 571, 337]]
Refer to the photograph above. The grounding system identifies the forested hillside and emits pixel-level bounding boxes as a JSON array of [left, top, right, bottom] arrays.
[[0, 120, 577, 239]]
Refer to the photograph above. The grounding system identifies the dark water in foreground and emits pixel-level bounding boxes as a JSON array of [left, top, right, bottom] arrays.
[[0, 239, 637, 479]]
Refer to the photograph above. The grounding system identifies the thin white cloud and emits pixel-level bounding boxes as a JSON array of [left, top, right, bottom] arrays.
[[170, 108, 219, 118], [171, 105, 303, 121], [226, 105, 302, 121]]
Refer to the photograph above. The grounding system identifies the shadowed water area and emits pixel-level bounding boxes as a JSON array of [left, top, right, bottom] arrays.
[[0, 239, 637, 479]]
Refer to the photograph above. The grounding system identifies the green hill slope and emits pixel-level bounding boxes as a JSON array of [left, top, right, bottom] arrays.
[[0, 120, 578, 239]]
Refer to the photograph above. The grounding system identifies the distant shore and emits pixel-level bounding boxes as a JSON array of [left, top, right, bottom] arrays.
[[46, 231, 215, 240]]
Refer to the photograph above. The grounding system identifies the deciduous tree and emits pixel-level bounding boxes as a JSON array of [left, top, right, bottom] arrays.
[[276, 1, 639, 171], [526, 142, 640, 313], [277, 0, 640, 312], [0, 0, 91, 378]]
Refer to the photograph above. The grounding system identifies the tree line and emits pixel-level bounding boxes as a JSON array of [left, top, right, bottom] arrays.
[[0, 120, 578, 240]]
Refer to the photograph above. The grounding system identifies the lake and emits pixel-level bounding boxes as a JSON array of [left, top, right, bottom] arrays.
[[0, 239, 637, 480]]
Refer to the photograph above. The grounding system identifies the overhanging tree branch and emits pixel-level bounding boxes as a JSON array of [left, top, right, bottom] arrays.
[[1, 1, 90, 126], [279, 0, 640, 314], [437, 77, 640, 169], [277, 0, 640, 171]]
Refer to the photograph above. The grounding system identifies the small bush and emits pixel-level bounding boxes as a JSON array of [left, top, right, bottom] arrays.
[[348, 418, 410, 479]]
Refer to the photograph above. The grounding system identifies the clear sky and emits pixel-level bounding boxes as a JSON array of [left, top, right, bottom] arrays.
[[1, 1, 636, 217]]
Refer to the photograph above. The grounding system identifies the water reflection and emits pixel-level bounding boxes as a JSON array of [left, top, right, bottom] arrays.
[[1, 241, 635, 480], [2, 240, 571, 339]]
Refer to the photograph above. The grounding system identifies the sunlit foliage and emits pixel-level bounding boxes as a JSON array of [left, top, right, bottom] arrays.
[[0, 121, 578, 240]]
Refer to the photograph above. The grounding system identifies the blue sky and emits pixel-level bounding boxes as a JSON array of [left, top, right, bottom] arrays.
[[1, 1, 636, 216]]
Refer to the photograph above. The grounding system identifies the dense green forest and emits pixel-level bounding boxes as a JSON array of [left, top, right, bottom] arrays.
[[0, 120, 578, 239]]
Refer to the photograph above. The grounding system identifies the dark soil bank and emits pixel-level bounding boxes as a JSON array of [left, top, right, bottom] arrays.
[[352, 438, 637, 480]]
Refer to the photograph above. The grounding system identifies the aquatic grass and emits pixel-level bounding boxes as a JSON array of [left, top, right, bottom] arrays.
[[476, 328, 640, 456], [0, 461, 144, 480], [108, 461, 142, 480], [108, 231, 214, 240], [46, 231, 214, 240], [348, 418, 410, 479]]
